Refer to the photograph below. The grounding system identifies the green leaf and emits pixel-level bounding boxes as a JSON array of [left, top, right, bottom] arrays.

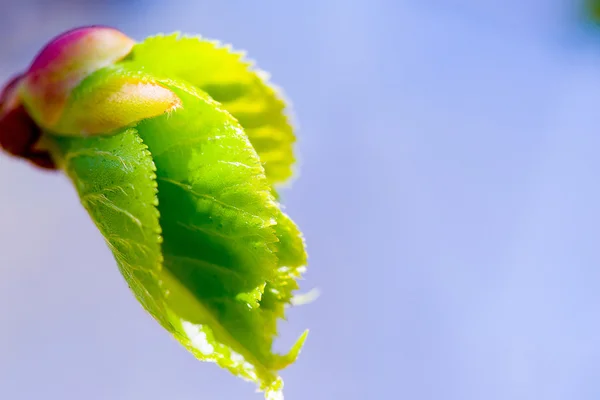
[[49, 128, 172, 330], [126, 33, 298, 185], [45, 64, 307, 398]]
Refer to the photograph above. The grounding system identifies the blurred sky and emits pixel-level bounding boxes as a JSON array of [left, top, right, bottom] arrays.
[[2, 0, 600, 399]]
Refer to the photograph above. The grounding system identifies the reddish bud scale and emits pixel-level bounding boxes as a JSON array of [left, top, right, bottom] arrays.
[[0, 74, 54, 169]]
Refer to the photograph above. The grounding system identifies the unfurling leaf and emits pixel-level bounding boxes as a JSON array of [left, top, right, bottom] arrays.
[[128, 34, 298, 185], [0, 26, 309, 399]]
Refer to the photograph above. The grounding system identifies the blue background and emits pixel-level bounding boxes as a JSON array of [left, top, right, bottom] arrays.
[[2, 1, 600, 399]]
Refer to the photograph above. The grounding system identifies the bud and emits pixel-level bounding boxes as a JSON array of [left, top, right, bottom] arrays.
[[0, 26, 182, 168], [20, 26, 136, 129], [52, 73, 181, 136]]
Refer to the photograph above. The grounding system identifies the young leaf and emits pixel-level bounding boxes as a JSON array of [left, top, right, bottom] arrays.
[[126, 34, 298, 185], [44, 65, 307, 398], [48, 128, 172, 329]]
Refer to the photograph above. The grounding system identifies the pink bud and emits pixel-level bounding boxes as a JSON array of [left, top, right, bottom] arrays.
[[0, 26, 182, 168], [20, 26, 136, 129]]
